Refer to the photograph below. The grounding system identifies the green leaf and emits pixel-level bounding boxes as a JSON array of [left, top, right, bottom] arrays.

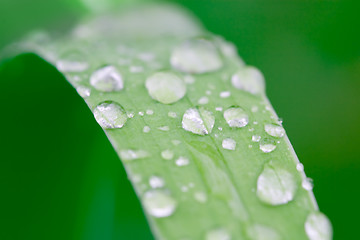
[[5, 3, 332, 240]]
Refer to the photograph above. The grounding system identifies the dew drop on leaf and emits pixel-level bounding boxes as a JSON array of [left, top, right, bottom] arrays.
[[222, 138, 236, 150], [149, 176, 165, 189], [194, 191, 208, 203], [143, 126, 151, 133], [56, 50, 89, 72], [143, 190, 177, 218], [90, 65, 123, 92], [182, 107, 215, 135], [220, 91, 231, 98], [161, 149, 174, 160], [252, 135, 261, 142], [265, 124, 285, 138], [246, 224, 281, 240], [231, 66, 265, 94], [256, 164, 297, 205], [170, 38, 222, 74], [145, 71, 186, 104], [305, 212, 332, 240], [76, 86, 91, 98], [205, 228, 231, 240], [175, 156, 190, 166], [119, 149, 149, 161], [259, 138, 277, 153], [302, 178, 314, 191], [93, 101, 127, 129], [223, 107, 249, 128]]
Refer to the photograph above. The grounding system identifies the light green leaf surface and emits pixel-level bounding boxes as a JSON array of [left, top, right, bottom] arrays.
[[8, 3, 332, 240]]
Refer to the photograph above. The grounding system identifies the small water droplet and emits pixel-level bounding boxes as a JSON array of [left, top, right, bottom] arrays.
[[265, 124, 285, 138], [143, 190, 177, 218], [158, 126, 170, 131], [247, 224, 281, 240], [76, 86, 91, 98], [220, 91, 231, 98], [218, 127, 223, 131], [149, 176, 165, 188], [251, 106, 259, 113], [182, 107, 215, 135], [224, 107, 249, 128], [253, 121, 258, 125], [198, 96, 209, 105], [194, 191, 207, 203], [119, 149, 149, 161], [143, 126, 151, 133], [161, 149, 174, 160], [138, 111, 144, 116], [302, 178, 314, 191], [181, 186, 189, 192], [296, 163, 304, 171], [222, 138, 236, 150], [215, 107, 223, 112], [168, 111, 177, 118], [252, 135, 261, 142], [145, 71, 186, 104], [231, 66, 265, 94], [305, 212, 332, 240], [93, 101, 127, 129], [171, 38, 223, 74], [56, 51, 89, 72], [184, 75, 195, 84], [127, 112, 134, 118], [129, 65, 144, 73], [259, 138, 277, 153], [175, 156, 190, 166], [256, 164, 297, 205], [249, 128, 254, 132], [206, 90, 212, 95], [146, 109, 154, 115], [205, 228, 230, 240], [90, 65, 123, 92]]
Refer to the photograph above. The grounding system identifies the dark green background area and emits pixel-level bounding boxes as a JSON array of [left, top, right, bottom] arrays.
[[0, 0, 359, 239]]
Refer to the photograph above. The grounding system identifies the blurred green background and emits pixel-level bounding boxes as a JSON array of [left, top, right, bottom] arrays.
[[1, 0, 359, 239]]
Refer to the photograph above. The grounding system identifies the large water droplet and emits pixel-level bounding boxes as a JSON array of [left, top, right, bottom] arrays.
[[259, 138, 277, 153], [265, 124, 285, 138], [182, 107, 215, 135], [231, 66, 265, 94], [143, 190, 177, 218], [223, 107, 249, 128], [205, 228, 231, 240], [247, 224, 281, 240], [145, 71, 186, 104], [170, 38, 223, 74], [256, 165, 297, 205], [222, 138, 236, 150], [93, 101, 127, 129], [90, 65, 123, 92], [305, 212, 332, 240]]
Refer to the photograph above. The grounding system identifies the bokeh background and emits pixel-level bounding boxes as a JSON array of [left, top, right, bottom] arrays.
[[1, 0, 359, 239]]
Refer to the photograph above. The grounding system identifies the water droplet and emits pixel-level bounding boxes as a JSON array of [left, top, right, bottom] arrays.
[[175, 156, 190, 166], [171, 38, 222, 74], [76, 86, 91, 98], [205, 228, 230, 240], [302, 178, 314, 191], [231, 66, 265, 94], [220, 91, 231, 98], [168, 111, 177, 118], [206, 90, 212, 95], [119, 149, 149, 161], [259, 138, 277, 153], [56, 51, 89, 72], [198, 96, 209, 105], [222, 138, 236, 150], [143, 190, 176, 218], [158, 126, 170, 131], [90, 65, 123, 92], [265, 124, 285, 138], [145, 71, 186, 104], [129, 65, 144, 73], [218, 127, 223, 131], [127, 112, 134, 118], [161, 149, 174, 160], [143, 126, 151, 133], [305, 212, 332, 240], [256, 164, 297, 205], [251, 106, 259, 112], [184, 75, 195, 84], [296, 163, 304, 171], [149, 176, 165, 188], [93, 101, 127, 129], [252, 135, 261, 142], [247, 224, 281, 240], [215, 107, 223, 112], [182, 107, 215, 135], [138, 111, 144, 116], [223, 107, 249, 128], [181, 186, 189, 192], [146, 109, 154, 115], [194, 191, 207, 203]]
